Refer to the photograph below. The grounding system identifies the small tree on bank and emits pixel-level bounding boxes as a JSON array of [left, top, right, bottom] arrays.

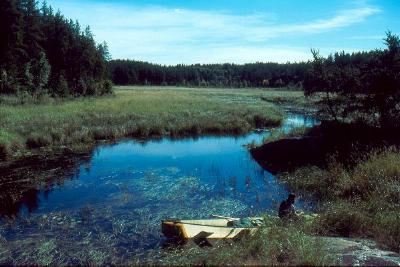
[[304, 32, 400, 128]]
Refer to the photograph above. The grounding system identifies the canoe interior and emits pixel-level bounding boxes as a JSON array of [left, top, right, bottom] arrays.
[[178, 217, 264, 227], [179, 219, 234, 227]]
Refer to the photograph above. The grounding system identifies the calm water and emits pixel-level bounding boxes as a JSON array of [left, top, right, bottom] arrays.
[[0, 113, 318, 265]]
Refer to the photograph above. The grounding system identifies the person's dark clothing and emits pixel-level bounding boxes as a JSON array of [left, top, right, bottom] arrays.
[[278, 199, 295, 218]]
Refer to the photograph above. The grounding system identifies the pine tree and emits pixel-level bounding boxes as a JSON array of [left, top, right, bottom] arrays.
[[21, 0, 43, 61], [98, 41, 111, 62]]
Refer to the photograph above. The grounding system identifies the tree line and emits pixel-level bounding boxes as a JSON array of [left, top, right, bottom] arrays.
[[0, 0, 112, 97], [108, 60, 311, 89]]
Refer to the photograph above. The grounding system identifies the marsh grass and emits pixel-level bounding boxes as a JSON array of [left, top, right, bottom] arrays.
[[279, 148, 400, 252], [0, 86, 292, 161], [259, 90, 319, 108]]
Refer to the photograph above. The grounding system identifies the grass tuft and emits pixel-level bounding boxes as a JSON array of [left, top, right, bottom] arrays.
[[26, 133, 52, 149]]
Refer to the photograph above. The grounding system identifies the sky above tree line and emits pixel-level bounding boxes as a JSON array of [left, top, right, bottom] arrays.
[[46, 0, 399, 65]]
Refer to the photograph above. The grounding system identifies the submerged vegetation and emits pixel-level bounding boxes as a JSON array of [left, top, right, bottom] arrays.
[[0, 86, 292, 161], [0, 166, 257, 265]]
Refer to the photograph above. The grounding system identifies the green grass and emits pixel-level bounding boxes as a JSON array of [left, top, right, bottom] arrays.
[[263, 126, 313, 144], [0, 86, 305, 161], [279, 148, 400, 252]]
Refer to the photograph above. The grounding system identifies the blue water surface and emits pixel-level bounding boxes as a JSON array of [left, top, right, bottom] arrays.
[[32, 113, 318, 216], [0, 113, 319, 264]]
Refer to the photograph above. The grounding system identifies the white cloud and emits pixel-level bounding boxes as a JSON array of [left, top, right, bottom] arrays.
[[275, 7, 380, 34], [346, 35, 384, 40], [47, 1, 381, 64]]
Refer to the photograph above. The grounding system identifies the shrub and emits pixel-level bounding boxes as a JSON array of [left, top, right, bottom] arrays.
[[0, 144, 9, 161], [373, 210, 400, 252], [53, 75, 69, 97], [102, 79, 113, 95], [316, 201, 372, 237]]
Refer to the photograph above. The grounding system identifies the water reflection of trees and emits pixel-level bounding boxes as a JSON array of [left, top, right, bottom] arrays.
[[251, 122, 400, 175], [0, 152, 94, 218]]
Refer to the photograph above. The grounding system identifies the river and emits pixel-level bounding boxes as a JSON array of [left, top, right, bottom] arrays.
[[0, 113, 318, 265]]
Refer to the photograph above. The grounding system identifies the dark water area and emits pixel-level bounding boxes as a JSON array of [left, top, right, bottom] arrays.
[[252, 118, 400, 175], [0, 113, 319, 265]]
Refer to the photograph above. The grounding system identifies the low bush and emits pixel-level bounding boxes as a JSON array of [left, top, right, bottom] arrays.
[[26, 133, 52, 149], [0, 144, 9, 161]]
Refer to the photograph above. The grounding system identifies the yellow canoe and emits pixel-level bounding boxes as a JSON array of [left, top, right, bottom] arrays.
[[162, 217, 264, 240]]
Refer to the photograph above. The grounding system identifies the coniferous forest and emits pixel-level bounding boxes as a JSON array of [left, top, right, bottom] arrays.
[[108, 60, 311, 88], [0, 0, 112, 97]]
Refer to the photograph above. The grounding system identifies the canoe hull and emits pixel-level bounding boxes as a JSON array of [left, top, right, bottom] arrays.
[[162, 218, 261, 240]]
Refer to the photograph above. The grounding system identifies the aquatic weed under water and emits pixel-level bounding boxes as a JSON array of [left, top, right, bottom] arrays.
[[0, 170, 254, 265]]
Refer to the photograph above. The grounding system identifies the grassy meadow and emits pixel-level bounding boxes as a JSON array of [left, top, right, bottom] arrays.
[[0, 86, 310, 161]]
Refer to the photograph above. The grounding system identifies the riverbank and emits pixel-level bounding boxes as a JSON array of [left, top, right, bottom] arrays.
[[0, 86, 314, 162], [158, 136, 400, 266], [251, 122, 400, 254], [279, 148, 400, 252]]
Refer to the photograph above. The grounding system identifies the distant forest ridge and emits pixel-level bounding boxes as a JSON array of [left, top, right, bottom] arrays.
[[1, 0, 398, 96], [108, 39, 398, 89], [0, 0, 112, 97], [108, 60, 311, 88]]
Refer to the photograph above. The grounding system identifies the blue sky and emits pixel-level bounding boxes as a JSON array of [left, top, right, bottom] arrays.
[[46, 0, 399, 65]]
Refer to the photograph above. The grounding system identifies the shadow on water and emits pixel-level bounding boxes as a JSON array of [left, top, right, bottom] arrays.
[[0, 152, 93, 218], [251, 120, 400, 174], [0, 112, 319, 265]]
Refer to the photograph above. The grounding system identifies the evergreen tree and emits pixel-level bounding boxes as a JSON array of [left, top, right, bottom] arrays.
[[108, 60, 311, 88], [21, 0, 43, 61], [0, 0, 111, 96]]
